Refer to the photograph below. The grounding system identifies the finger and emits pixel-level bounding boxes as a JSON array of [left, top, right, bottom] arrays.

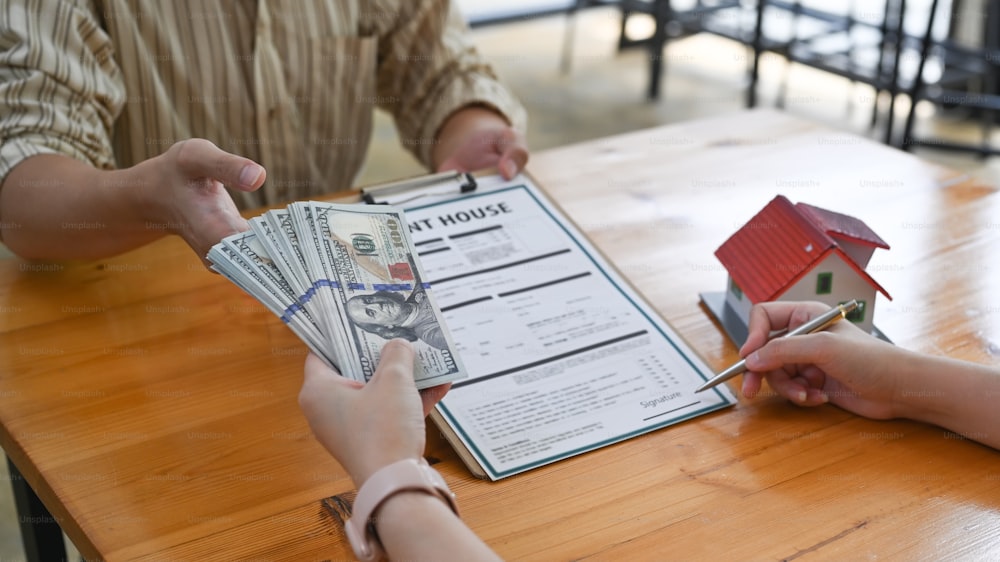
[[173, 138, 266, 191], [370, 339, 416, 388], [741, 371, 763, 398], [418, 383, 451, 416], [802, 387, 829, 405], [763, 370, 810, 404], [741, 303, 795, 357], [739, 301, 831, 357], [299, 352, 362, 414], [498, 148, 527, 179], [787, 306, 817, 331], [435, 156, 466, 174], [797, 365, 827, 389], [303, 352, 353, 385], [798, 366, 830, 405], [788, 373, 828, 406], [745, 332, 838, 373], [497, 129, 529, 180]]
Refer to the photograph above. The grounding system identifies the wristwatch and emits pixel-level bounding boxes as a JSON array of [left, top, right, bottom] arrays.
[[345, 458, 459, 561]]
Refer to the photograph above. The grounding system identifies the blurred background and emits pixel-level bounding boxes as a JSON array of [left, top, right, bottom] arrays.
[[356, 0, 1000, 188], [3, 0, 999, 558]]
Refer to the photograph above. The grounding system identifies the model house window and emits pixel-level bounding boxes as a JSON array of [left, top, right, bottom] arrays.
[[729, 278, 743, 300], [816, 272, 832, 294], [843, 300, 866, 323]]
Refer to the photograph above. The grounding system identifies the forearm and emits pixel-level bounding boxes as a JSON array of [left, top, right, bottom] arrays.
[[0, 154, 161, 260], [371, 0, 526, 169], [376, 491, 500, 562], [894, 350, 1000, 449]]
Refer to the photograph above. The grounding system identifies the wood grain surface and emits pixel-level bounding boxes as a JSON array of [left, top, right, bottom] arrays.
[[1, 108, 997, 560]]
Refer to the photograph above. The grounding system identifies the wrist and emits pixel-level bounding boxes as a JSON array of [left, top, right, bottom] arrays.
[[350, 454, 422, 490], [890, 349, 952, 423], [345, 458, 458, 561], [373, 487, 457, 527], [120, 157, 169, 230]]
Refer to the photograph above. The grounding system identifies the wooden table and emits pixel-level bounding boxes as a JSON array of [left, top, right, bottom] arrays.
[[2, 108, 998, 560]]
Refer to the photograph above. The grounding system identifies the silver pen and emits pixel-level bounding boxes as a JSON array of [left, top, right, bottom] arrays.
[[695, 299, 859, 393]]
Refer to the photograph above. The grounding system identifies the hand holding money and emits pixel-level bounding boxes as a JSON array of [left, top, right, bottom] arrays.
[[207, 201, 466, 389]]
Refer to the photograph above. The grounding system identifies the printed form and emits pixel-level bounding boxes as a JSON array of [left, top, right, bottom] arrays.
[[404, 175, 735, 480]]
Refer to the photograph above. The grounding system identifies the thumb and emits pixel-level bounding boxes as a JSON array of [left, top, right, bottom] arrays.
[[419, 382, 451, 417], [173, 138, 266, 192], [435, 155, 466, 174], [369, 339, 416, 389], [496, 129, 528, 180]]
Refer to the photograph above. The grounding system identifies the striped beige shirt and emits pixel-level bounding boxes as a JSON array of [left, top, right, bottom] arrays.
[[0, 0, 526, 209]]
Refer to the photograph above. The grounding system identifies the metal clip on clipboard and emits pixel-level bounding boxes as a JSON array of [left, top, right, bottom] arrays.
[[360, 170, 477, 205]]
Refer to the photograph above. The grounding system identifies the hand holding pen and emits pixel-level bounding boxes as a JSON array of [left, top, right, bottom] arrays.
[[696, 300, 858, 393], [709, 301, 907, 420]]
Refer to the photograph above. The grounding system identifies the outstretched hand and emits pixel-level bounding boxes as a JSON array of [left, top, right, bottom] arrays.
[[139, 138, 266, 265], [298, 339, 451, 486], [739, 301, 905, 420], [433, 106, 528, 180]]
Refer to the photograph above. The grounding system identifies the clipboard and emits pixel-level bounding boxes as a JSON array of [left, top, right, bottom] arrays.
[[355, 169, 735, 481], [360, 170, 478, 205], [355, 169, 492, 479]]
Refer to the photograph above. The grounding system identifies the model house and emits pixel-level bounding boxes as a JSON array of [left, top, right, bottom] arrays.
[[714, 195, 891, 334]]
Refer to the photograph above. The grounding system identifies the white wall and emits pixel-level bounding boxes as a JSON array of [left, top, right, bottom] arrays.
[[777, 253, 879, 333]]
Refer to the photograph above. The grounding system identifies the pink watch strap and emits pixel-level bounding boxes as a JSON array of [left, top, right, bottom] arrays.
[[345, 458, 458, 561]]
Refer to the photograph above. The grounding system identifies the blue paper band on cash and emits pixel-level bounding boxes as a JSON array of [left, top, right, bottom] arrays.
[[207, 198, 469, 390], [280, 281, 433, 323], [280, 279, 336, 323], [361, 170, 477, 205]]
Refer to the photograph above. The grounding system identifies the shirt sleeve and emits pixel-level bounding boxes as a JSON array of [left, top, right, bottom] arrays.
[[0, 0, 125, 186], [366, 0, 528, 167]]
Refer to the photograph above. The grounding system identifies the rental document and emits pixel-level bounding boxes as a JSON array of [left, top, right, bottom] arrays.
[[403, 174, 736, 480]]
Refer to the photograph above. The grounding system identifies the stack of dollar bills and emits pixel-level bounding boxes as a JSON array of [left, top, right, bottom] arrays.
[[207, 202, 466, 389]]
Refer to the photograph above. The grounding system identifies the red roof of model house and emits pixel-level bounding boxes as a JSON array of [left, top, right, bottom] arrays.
[[715, 195, 892, 303]]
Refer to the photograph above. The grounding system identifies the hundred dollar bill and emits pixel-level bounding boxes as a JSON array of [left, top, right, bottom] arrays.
[[249, 212, 335, 345], [288, 202, 355, 375], [309, 202, 466, 389], [207, 237, 332, 364], [220, 231, 336, 357], [207, 201, 466, 389]]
